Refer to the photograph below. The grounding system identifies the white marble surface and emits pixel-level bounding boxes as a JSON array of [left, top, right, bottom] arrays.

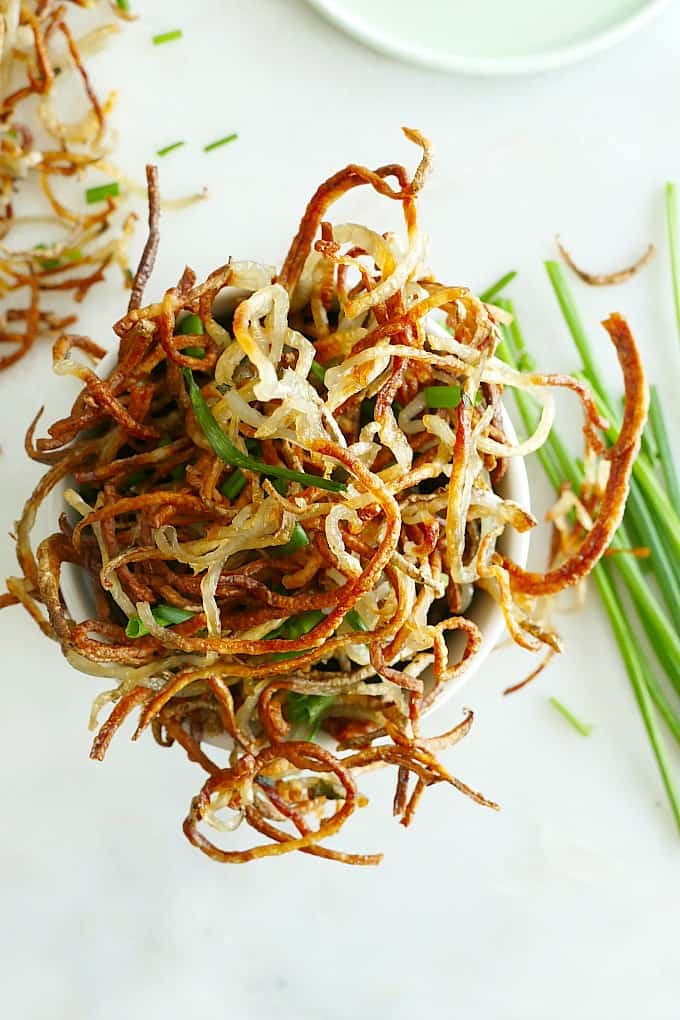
[[2, 2, 679, 1017]]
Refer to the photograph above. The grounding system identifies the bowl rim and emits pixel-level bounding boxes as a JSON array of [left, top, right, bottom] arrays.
[[303, 0, 670, 77], [45, 332, 531, 726]]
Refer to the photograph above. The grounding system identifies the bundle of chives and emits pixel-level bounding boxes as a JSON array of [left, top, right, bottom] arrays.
[[490, 189, 680, 830]]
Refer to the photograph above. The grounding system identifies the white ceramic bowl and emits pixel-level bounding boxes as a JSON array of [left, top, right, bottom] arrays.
[[46, 337, 530, 716]]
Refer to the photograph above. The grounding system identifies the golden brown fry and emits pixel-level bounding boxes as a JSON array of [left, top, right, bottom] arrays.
[[557, 235, 655, 286]]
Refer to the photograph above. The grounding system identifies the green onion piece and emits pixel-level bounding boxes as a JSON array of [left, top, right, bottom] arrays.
[[245, 438, 260, 454], [183, 347, 205, 358], [424, 385, 462, 409], [184, 368, 346, 493], [204, 133, 238, 152], [274, 523, 309, 556], [126, 603, 195, 639], [649, 384, 680, 508], [549, 697, 592, 737], [286, 692, 335, 739], [115, 0, 131, 10], [310, 360, 326, 384], [272, 478, 288, 495], [479, 270, 517, 305], [665, 182, 680, 345], [85, 182, 120, 204], [152, 29, 182, 45], [156, 141, 185, 157], [220, 469, 246, 502], [344, 609, 367, 631]]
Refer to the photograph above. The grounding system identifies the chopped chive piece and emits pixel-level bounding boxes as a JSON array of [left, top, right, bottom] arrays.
[[152, 29, 182, 45], [273, 523, 309, 556], [204, 133, 238, 152], [424, 385, 462, 409], [360, 395, 376, 427], [549, 697, 592, 737], [272, 478, 288, 495], [156, 141, 185, 157], [220, 469, 246, 502], [266, 609, 326, 662], [176, 316, 205, 358], [310, 360, 326, 383], [184, 368, 346, 493], [344, 608, 367, 631], [85, 182, 119, 204], [115, 0, 131, 10], [175, 313, 204, 336], [286, 692, 335, 739], [126, 603, 195, 639], [479, 270, 517, 305], [286, 610, 325, 639], [245, 438, 260, 455], [125, 468, 148, 489], [34, 245, 82, 270], [649, 384, 680, 508]]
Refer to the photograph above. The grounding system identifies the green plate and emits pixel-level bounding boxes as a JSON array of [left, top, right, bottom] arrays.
[[305, 0, 670, 75]]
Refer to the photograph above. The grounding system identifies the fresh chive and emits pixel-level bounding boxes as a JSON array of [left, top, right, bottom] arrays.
[[498, 298, 680, 831], [204, 133, 238, 152], [184, 368, 346, 493], [220, 469, 246, 502], [360, 395, 376, 427], [115, 0, 131, 10], [152, 29, 182, 46], [286, 692, 335, 739], [273, 522, 309, 556], [266, 609, 326, 661], [85, 182, 120, 204], [245, 438, 260, 455], [546, 262, 680, 561], [665, 182, 680, 345], [34, 245, 82, 270], [649, 384, 680, 508], [344, 608, 367, 631], [126, 603, 195, 639], [424, 385, 462, 409], [125, 468, 148, 489], [624, 480, 680, 630], [310, 360, 326, 384], [549, 697, 592, 737], [595, 565, 680, 832], [175, 317, 206, 365], [176, 314, 204, 336], [272, 478, 288, 495], [156, 141, 185, 157], [479, 270, 517, 305]]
